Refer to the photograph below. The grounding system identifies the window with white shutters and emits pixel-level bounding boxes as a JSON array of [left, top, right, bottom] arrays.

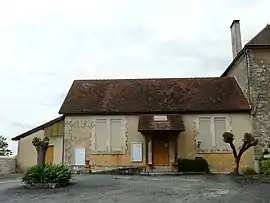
[[197, 116, 230, 151], [92, 117, 126, 154]]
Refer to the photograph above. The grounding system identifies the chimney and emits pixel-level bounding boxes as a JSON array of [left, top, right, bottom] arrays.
[[230, 20, 242, 58]]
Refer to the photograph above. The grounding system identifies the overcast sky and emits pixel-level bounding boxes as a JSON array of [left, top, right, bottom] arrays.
[[1, 0, 270, 154]]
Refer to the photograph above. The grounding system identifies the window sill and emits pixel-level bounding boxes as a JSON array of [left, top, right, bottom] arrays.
[[131, 160, 143, 163], [90, 151, 126, 155], [196, 149, 231, 154]]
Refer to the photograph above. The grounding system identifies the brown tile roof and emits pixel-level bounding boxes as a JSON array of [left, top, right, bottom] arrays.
[[246, 25, 270, 46], [138, 114, 185, 131], [59, 77, 250, 114], [11, 116, 64, 141]]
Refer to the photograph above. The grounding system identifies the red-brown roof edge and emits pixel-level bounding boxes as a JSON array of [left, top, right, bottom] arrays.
[[11, 116, 64, 141], [60, 109, 251, 116]]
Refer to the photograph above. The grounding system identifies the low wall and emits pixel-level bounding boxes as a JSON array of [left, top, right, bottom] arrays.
[[0, 156, 16, 174]]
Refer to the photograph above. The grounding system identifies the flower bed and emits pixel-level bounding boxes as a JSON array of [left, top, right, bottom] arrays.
[[22, 164, 72, 188]]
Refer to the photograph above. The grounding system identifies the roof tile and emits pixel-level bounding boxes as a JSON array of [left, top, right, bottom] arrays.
[[59, 77, 249, 114]]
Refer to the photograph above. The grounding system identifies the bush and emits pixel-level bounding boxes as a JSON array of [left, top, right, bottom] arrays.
[[177, 157, 210, 173], [261, 160, 270, 176], [22, 164, 72, 185], [242, 167, 257, 175]]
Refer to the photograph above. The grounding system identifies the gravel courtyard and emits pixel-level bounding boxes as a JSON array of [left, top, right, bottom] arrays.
[[0, 174, 270, 203]]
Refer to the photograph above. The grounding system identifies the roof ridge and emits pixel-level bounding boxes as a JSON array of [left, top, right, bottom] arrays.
[[74, 77, 231, 82]]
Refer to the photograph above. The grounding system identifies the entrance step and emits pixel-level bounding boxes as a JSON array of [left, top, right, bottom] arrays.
[[153, 167, 172, 172], [141, 171, 183, 176], [142, 166, 179, 176]]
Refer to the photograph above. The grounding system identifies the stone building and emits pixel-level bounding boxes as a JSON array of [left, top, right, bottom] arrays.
[[221, 20, 270, 161], [58, 78, 252, 173], [12, 78, 254, 173]]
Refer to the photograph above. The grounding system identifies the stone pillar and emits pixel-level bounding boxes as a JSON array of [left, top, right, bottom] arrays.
[[169, 138, 176, 164], [148, 137, 152, 165], [145, 135, 148, 165]]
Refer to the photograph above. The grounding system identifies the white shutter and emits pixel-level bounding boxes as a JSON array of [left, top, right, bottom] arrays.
[[198, 117, 212, 149], [95, 119, 108, 153], [214, 117, 228, 149], [110, 119, 124, 152]]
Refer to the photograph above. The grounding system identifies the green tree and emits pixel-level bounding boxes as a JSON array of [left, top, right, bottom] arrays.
[[0, 135, 12, 156], [223, 132, 258, 174]]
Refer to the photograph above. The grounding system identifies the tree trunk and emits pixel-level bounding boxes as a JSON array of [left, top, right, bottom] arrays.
[[234, 158, 240, 174], [37, 149, 46, 167]]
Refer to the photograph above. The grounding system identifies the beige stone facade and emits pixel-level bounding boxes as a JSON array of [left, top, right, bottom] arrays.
[[64, 113, 253, 173], [14, 112, 253, 173]]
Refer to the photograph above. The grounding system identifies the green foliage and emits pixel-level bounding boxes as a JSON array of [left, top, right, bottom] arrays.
[[22, 164, 72, 185], [242, 167, 257, 175], [177, 158, 210, 173], [223, 132, 235, 143], [242, 133, 258, 146], [261, 160, 270, 176], [0, 135, 12, 156]]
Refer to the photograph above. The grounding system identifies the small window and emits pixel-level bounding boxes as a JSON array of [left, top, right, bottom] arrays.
[[131, 142, 143, 162], [154, 115, 168, 121]]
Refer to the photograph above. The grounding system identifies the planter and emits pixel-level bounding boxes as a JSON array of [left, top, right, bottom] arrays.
[[147, 164, 154, 172], [85, 160, 90, 167], [171, 163, 178, 171]]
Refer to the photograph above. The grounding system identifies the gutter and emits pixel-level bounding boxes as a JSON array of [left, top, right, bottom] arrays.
[[61, 119, 65, 165], [244, 48, 251, 103]]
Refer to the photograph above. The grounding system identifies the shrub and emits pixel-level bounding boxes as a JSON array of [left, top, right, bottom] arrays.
[[22, 164, 72, 185], [177, 157, 210, 173], [261, 160, 270, 176], [242, 167, 257, 175]]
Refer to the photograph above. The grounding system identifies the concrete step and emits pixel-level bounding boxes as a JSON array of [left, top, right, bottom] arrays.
[[141, 171, 183, 176]]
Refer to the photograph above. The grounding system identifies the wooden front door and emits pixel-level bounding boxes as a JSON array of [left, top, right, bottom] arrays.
[[45, 145, 54, 164], [152, 136, 170, 166]]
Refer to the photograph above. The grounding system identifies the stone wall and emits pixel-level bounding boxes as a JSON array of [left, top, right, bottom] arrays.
[[248, 48, 270, 159], [0, 156, 15, 174], [225, 47, 270, 159], [225, 53, 249, 98]]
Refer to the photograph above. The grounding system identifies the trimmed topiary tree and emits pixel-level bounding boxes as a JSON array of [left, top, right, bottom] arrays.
[[223, 132, 258, 175], [32, 136, 50, 167]]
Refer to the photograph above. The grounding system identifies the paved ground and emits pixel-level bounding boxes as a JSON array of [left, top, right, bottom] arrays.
[[0, 174, 270, 202]]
